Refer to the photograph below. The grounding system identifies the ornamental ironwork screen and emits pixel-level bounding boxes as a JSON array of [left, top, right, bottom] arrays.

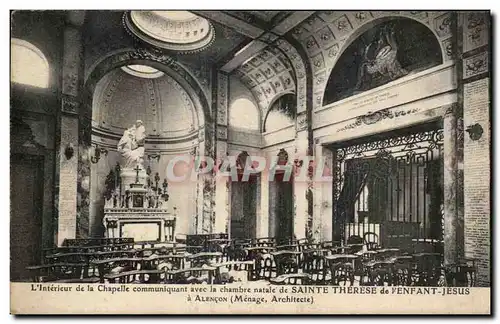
[[332, 122, 444, 253]]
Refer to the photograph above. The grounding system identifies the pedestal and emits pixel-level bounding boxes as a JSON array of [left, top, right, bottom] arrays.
[[120, 167, 148, 191]]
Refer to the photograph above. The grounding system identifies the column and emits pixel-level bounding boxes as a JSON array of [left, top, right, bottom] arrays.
[[313, 143, 333, 242], [57, 13, 85, 246], [258, 167, 270, 238], [214, 72, 229, 234], [293, 126, 309, 240], [443, 104, 458, 266], [214, 140, 229, 233]]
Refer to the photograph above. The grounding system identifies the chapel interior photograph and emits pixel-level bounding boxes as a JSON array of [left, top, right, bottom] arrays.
[[10, 10, 491, 288]]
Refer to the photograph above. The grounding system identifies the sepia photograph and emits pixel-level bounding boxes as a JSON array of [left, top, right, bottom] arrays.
[[8, 7, 492, 315]]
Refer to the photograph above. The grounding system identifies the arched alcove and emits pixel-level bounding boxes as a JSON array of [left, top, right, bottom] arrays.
[[322, 18, 443, 106], [263, 93, 296, 133], [88, 63, 203, 237], [10, 38, 50, 88], [92, 67, 198, 138], [228, 98, 260, 131]]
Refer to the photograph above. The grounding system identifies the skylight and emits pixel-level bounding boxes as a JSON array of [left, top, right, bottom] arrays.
[[126, 11, 215, 52]]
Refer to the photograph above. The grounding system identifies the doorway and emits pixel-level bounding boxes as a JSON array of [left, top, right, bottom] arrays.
[[10, 154, 44, 281], [269, 172, 294, 244], [230, 175, 258, 240], [331, 122, 444, 250]]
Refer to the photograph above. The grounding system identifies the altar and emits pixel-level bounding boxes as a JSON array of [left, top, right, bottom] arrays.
[[102, 121, 176, 242], [103, 208, 176, 242]]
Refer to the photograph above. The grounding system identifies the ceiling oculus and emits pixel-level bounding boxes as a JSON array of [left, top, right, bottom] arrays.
[[121, 65, 165, 79], [125, 11, 215, 53]]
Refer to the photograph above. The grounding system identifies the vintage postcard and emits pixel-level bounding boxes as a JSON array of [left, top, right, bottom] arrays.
[[9, 9, 491, 315]]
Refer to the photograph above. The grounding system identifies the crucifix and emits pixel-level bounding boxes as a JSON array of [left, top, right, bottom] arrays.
[[134, 165, 141, 183]]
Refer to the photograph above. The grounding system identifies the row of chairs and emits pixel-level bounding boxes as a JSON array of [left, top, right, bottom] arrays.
[[27, 236, 477, 287]]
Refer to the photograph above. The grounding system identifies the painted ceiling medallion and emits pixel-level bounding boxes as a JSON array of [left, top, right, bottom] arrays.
[[125, 11, 215, 53]]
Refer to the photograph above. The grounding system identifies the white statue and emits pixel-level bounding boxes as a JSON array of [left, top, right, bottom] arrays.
[[117, 120, 146, 169]]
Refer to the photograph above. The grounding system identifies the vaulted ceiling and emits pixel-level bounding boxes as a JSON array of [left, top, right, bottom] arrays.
[[82, 10, 316, 111]]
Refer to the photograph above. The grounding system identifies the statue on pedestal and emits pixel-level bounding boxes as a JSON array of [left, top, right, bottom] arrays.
[[117, 120, 146, 169], [103, 120, 176, 242], [117, 120, 148, 190]]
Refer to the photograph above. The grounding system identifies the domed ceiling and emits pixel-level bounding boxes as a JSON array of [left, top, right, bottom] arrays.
[[125, 11, 215, 52], [92, 67, 198, 142]]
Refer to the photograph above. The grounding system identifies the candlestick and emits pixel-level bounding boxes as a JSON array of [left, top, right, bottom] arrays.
[[155, 172, 160, 191]]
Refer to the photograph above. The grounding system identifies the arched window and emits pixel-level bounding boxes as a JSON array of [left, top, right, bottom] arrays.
[[323, 18, 442, 106], [229, 98, 259, 131], [264, 94, 296, 133], [11, 39, 49, 88]]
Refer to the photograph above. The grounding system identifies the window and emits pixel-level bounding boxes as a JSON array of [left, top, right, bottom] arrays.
[[264, 94, 296, 133], [229, 98, 259, 131], [11, 39, 49, 88]]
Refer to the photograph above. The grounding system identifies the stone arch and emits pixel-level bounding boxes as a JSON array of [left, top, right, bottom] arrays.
[[290, 11, 450, 110], [82, 48, 211, 145], [322, 16, 444, 105], [82, 48, 213, 237], [331, 14, 446, 71], [233, 46, 298, 115], [273, 38, 310, 116]]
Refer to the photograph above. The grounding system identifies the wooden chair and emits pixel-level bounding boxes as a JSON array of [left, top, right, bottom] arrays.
[[276, 238, 297, 247], [412, 253, 442, 286], [226, 243, 247, 262], [302, 252, 328, 285], [320, 241, 341, 249], [212, 260, 255, 284], [364, 259, 395, 286], [444, 258, 478, 287], [276, 244, 299, 252], [104, 269, 163, 284], [272, 250, 301, 276], [26, 263, 94, 283], [363, 232, 380, 251], [91, 257, 143, 283], [358, 250, 378, 285], [252, 237, 275, 248], [141, 254, 186, 272], [245, 247, 275, 280], [346, 235, 364, 254], [270, 273, 310, 285], [325, 254, 359, 286], [134, 241, 164, 249], [165, 267, 216, 284], [391, 255, 413, 286], [207, 239, 231, 262], [186, 252, 222, 267]]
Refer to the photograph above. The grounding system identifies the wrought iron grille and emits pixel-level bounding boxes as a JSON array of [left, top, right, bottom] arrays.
[[332, 125, 444, 253]]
